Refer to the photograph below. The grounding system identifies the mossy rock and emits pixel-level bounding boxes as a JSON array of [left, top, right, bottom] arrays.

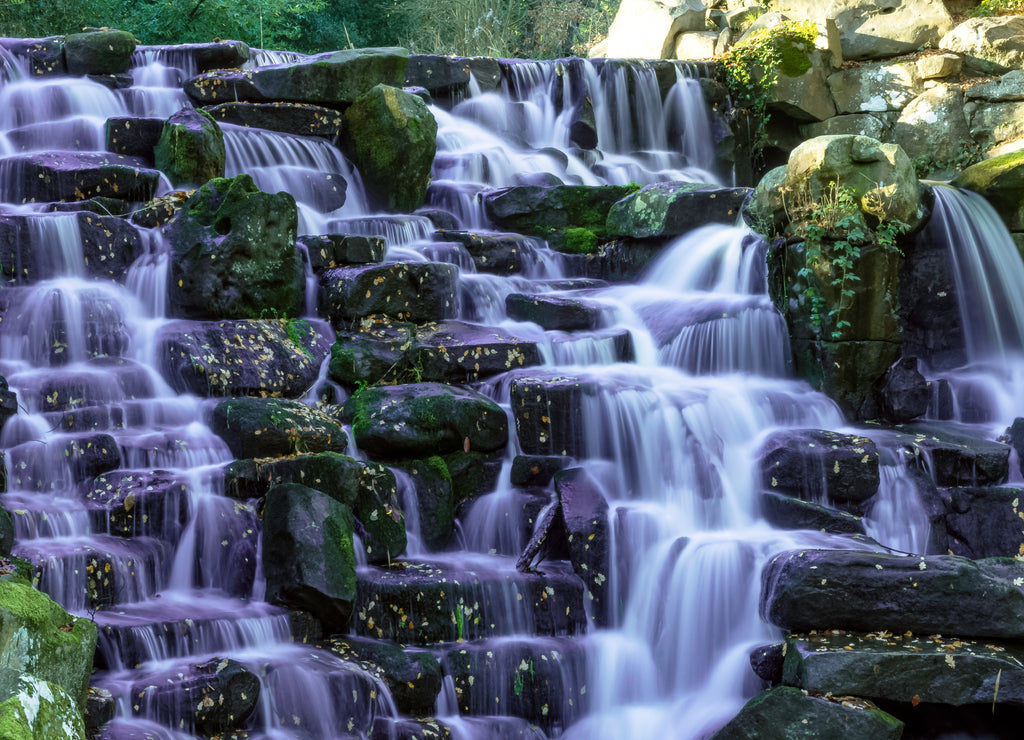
[[154, 107, 225, 187], [164, 174, 300, 321], [329, 635, 442, 716], [211, 397, 346, 460], [0, 581, 97, 709], [391, 457, 454, 551], [64, 29, 135, 75], [342, 382, 508, 460], [0, 671, 86, 740], [952, 149, 1024, 231], [261, 483, 357, 634], [341, 84, 437, 213], [605, 183, 750, 239], [483, 184, 637, 239]]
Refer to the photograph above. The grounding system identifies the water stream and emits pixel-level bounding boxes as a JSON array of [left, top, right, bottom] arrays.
[[0, 43, 1019, 739]]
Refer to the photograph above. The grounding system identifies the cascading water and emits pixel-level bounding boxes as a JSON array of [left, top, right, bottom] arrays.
[[0, 39, 1012, 740]]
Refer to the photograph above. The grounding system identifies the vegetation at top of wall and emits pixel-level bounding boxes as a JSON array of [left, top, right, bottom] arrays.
[[721, 20, 818, 164], [969, 0, 1024, 16], [0, 0, 620, 58]]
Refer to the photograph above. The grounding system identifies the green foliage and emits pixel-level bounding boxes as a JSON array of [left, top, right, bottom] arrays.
[[722, 20, 818, 161], [797, 183, 907, 340], [561, 227, 599, 254], [912, 139, 988, 179], [969, 0, 1024, 17]]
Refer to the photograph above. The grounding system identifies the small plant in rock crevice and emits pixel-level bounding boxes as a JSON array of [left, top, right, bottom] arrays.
[[721, 19, 818, 165]]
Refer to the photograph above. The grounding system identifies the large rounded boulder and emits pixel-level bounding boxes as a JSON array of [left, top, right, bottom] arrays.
[[154, 107, 226, 187], [341, 84, 437, 213], [163, 174, 301, 320]]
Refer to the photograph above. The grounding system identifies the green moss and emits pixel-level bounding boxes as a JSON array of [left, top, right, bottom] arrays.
[[426, 455, 451, 483], [777, 34, 814, 78], [559, 227, 599, 255]]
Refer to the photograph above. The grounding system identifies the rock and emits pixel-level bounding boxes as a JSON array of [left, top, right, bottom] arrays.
[[158, 318, 330, 398], [784, 632, 1024, 709], [104, 116, 164, 163], [605, 183, 750, 238], [330, 635, 442, 716], [965, 69, 1024, 103], [184, 47, 409, 106], [939, 486, 1024, 559], [505, 292, 607, 331], [84, 686, 115, 732], [0, 37, 65, 76], [555, 468, 611, 624], [211, 397, 347, 459], [749, 643, 785, 684], [892, 84, 971, 164], [0, 579, 97, 707], [710, 685, 903, 740], [605, 0, 707, 59], [172, 40, 251, 71], [799, 112, 893, 141], [760, 429, 880, 507], [435, 231, 539, 275], [953, 150, 1024, 232], [0, 672, 87, 740], [153, 108, 225, 187], [675, 31, 723, 60], [483, 184, 637, 239], [769, 48, 837, 123], [771, 0, 953, 60], [762, 549, 1024, 638], [354, 559, 586, 644], [224, 452, 405, 563], [64, 29, 136, 75], [298, 234, 385, 270], [404, 55, 501, 99], [511, 455, 572, 487], [1009, 418, 1024, 477], [940, 16, 1024, 76], [84, 471, 189, 542], [262, 483, 357, 633], [511, 374, 587, 457], [319, 262, 457, 324], [891, 421, 1009, 487], [371, 718, 452, 740], [516, 500, 572, 572], [129, 657, 260, 735], [760, 491, 866, 535], [443, 449, 503, 503], [343, 382, 507, 460], [917, 52, 962, 80], [392, 458, 455, 550], [877, 356, 929, 423], [204, 101, 343, 138], [164, 174, 300, 320], [341, 85, 437, 212], [967, 100, 1024, 150], [441, 637, 588, 730], [828, 61, 923, 115], [0, 152, 160, 203]]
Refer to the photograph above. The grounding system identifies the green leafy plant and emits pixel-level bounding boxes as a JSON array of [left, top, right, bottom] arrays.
[[969, 0, 1024, 17], [721, 20, 818, 164]]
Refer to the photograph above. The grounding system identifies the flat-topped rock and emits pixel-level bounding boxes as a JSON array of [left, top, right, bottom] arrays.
[[211, 397, 346, 459], [605, 183, 750, 239], [886, 421, 1010, 487], [0, 152, 161, 203], [139, 41, 251, 72], [404, 55, 501, 98], [762, 549, 1024, 639], [320, 262, 458, 324], [505, 292, 608, 331], [85, 470, 190, 542], [159, 318, 330, 398], [205, 101, 343, 138], [298, 234, 385, 270], [759, 429, 880, 507]]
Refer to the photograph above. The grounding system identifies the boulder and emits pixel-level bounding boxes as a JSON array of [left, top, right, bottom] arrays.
[[828, 61, 923, 115], [483, 184, 637, 240], [262, 483, 357, 633], [770, 0, 953, 60], [710, 685, 903, 740], [940, 16, 1024, 76], [298, 234, 385, 270], [967, 99, 1024, 150], [605, 183, 750, 238], [64, 29, 136, 75], [435, 231, 538, 275], [759, 429, 880, 507], [0, 672, 87, 740], [343, 382, 508, 459], [891, 421, 1009, 488], [511, 374, 587, 457], [953, 150, 1024, 232], [749, 642, 785, 684], [674, 31, 725, 60], [0, 152, 160, 203], [341, 84, 437, 212], [964, 69, 1024, 104], [799, 113, 893, 141], [783, 632, 1024, 709], [940, 486, 1024, 559], [391, 458, 455, 550], [511, 455, 572, 487], [404, 55, 501, 98], [0, 37, 64, 76], [319, 262, 457, 324], [555, 468, 612, 624], [204, 101, 343, 138], [170, 40, 251, 71], [876, 356, 929, 423], [769, 48, 837, 123], [917, 52, 962, 80], [330, 635, 442, 716], [104, 116, 164, 163], [892, 84, 971, 165], [760, 491, 866, 535], [153, 107, 226, 187], [164, 174, 301, 320], [158, 318, 330, 398], [85, 471, 190, 542], [184, 47, 409, 106], [0, 580, 97, 707], [762, 549, 1024, 638], [211, 397, 347, 459], [605, 0, 707, 59], [505, 292, 607, 331]]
